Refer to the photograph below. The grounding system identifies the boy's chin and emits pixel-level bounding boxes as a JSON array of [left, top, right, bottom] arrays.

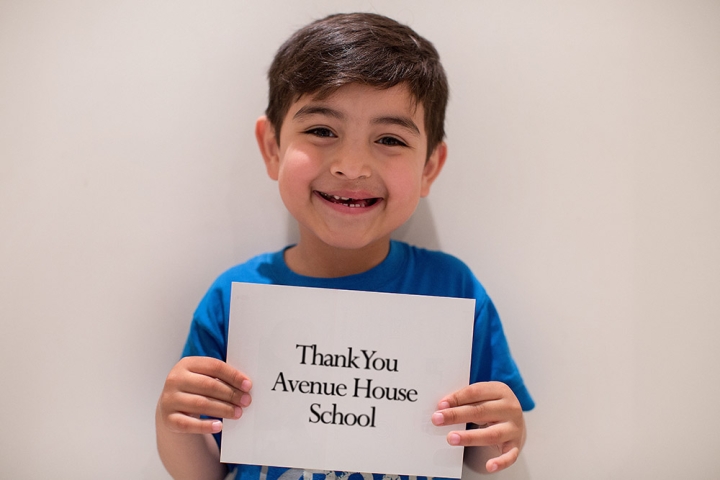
[[319, 235, 392, 252], [303, 229, 394, 252]]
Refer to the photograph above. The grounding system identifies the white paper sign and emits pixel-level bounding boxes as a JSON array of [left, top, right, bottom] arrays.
[[221, 283, 475, 478]]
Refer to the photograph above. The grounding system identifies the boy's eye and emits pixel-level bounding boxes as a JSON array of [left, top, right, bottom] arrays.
[[305, 127, 336, 138], [377, 136, 407, 147]]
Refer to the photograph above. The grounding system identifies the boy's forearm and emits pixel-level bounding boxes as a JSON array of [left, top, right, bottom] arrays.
[[155, 403, 228, 480]]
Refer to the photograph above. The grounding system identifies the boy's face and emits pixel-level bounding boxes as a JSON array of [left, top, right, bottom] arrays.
[[256, 83, 446, 253]]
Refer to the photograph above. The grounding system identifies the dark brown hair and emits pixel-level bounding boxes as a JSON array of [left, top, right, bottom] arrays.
[[265, 12, 449, 155]]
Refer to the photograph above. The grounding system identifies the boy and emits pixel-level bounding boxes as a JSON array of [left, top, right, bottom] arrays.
[[157, 12, 534, 480]]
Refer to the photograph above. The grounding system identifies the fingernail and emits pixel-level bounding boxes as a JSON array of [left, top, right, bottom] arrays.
[[448, 433, 461, 445], [239, 394, 252, 407], [438, 400, 450, 410], [211, 421, 223, 433], [234, 407, 243, 418], [488, 463, 498, 472], [431, 412, 444, 426], [241, 379, 252, 391]]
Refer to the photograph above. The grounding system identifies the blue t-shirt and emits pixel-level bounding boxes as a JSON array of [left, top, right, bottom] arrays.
[[183, 241, 534, 480]]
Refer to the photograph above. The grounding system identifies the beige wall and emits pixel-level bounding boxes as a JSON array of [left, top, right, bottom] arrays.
[[1, 1, 719, 479]]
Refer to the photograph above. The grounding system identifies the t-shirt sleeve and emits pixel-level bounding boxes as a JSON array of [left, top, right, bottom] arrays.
[[181, 284, 229, 361], [469, 280, 535, 411]]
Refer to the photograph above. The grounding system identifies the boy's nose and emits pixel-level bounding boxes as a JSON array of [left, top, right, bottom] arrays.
[[330, 151, 372, 180]]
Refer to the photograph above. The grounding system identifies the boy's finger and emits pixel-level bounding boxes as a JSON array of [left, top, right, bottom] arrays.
[[432, 400, 507, 427], [167, 412, 225, 435], [184, 356, 253, 392], [485, 446, 520, 473], [445, 423, 515, 448], [183, 372, 252, 408], [172, 391, 245, 420], [438, 381, 506, 409]]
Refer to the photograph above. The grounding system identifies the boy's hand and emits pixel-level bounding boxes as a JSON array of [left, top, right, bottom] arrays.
[[158, 356, 252, 435], [431, 381, 525, 473]]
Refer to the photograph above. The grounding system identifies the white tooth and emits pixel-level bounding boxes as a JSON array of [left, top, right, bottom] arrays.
[[341, 197, 350, 201], [332, 195, 341, 200]]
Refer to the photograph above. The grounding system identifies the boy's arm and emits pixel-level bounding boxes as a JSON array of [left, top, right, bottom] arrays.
[[156, 356, 252, 480], [156, 406, 227, 480], [431, 381, 526, 473]]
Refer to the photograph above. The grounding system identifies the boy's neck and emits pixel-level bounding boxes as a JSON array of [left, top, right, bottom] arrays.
[[284, 232, 391, 278]]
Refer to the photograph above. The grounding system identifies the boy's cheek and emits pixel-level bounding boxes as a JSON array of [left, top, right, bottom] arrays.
[[277, 168, 316, 199]]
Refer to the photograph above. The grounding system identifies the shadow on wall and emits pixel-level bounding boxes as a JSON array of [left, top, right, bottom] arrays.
[[391, 198, 441, 251], [284, 198, 442, 251]]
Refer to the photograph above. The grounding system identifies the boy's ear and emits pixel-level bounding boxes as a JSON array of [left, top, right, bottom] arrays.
[[255, 115, 280, 181], [420, 142, 447, 197]]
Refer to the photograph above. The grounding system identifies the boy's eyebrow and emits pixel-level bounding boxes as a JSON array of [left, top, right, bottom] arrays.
[[294, 105, 421, 136], [371, 116, 420, 135], [293, 105, 345, 121]]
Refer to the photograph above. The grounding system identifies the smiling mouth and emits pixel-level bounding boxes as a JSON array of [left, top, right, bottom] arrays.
[[316, 191, 381, 208]]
